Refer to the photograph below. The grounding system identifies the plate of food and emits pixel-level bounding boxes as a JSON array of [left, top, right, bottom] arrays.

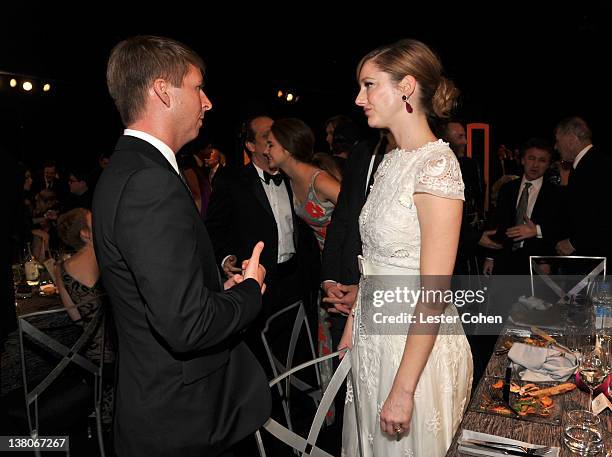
[[38, 283, 58, 296], [470, 376, 576, 424]]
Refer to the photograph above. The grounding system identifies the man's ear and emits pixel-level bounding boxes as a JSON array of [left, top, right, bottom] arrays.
[[153, 78, 171, 107], [245, 141, 256, 153]]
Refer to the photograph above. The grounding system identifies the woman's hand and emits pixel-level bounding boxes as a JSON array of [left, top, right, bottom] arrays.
[[379, 387, 414, 439]]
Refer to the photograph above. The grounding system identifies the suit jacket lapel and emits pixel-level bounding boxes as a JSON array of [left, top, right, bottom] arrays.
[[246, 164, 275, 218]]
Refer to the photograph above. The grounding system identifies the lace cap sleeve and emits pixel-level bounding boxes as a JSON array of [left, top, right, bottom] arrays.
[[414, 145, 465, 200]]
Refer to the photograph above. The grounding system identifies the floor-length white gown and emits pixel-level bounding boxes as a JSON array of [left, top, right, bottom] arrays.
[[342, 140, 473, 457]]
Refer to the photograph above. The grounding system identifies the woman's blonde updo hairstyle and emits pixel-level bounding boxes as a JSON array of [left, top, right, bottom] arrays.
[[357, 39, 459, 119]]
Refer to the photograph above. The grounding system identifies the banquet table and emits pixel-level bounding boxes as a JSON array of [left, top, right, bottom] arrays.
[[446, 329, 612, 456]]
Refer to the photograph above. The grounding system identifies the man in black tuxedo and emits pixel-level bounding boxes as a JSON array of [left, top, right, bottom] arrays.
[[206, 116, 314, 318], [205, 116, 321, 383], [554, 117, 612, 262], [93, 36, 270, 457], [484, 138, 563, 275], [37, 160, 60, 192]]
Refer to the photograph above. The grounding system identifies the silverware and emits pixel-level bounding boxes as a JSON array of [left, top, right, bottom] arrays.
[[462, 438, 552, 456], [502, 364, 512, 405]]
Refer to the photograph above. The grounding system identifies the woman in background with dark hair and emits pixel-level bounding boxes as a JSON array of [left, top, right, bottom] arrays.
[[265, 117, 341, 398], [266, 118, 340, 250]]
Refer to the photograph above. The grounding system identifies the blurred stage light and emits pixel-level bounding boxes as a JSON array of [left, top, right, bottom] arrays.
[[10, 78, 17, 88], [286, 93, 294, 102], [43, 83, 51, 92], [277, 90, 283, 98], [23, 81, 33, 91]]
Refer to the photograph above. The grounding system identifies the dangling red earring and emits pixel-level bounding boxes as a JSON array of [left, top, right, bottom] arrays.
[[402, 95, 413, 113]]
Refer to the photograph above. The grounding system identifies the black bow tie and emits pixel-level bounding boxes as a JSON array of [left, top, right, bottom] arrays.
[[263, 171, 283, 186]]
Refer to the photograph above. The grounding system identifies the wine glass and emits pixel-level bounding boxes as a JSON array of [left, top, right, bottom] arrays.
[[579, 350, 608, 412]]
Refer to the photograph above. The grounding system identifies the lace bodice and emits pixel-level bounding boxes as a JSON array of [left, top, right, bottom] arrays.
[[359, 139, 464, 270]]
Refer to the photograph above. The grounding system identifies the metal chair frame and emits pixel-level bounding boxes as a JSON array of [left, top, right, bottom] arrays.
[[16, 296, 107, 457], [255, 349, 364, 457], [261, 300, 323, 432], [529, 255, 606, 301]]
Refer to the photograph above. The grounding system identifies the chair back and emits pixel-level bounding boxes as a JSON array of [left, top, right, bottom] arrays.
[[255, 350, 364, 457], [14, 295, 108, 456], [529, 256, 606, 300], [261, 300, 322, 431]]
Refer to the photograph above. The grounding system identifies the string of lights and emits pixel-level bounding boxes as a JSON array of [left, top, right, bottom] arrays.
[[0, 70, 56, 93]]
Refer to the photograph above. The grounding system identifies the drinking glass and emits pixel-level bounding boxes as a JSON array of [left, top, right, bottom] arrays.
[[563, 409, 603, 455], [567, 294, 596, 355]]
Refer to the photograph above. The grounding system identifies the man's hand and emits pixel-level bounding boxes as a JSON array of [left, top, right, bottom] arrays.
[[505, 216, 537, 241], [241, 242, 267, 294], [556, 238, 576, 256], [222, 255, 242, 278], [478, 229, 502, 250], [323, 283, 358, 315], [223, 274, 243, 290]]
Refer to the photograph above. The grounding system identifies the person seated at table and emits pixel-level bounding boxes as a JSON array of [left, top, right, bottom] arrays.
[[484, 138, 563, 276], [55, 207, 115, 427], [54, 208, 111, 361]]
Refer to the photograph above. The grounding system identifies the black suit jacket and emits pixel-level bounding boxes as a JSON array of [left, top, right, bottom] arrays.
[[93, 136, 270, 457], [491, 177, 564, 268], [206, 162, 310, 279], [321, 137, 378, 285], [565, 146, 612, 259]]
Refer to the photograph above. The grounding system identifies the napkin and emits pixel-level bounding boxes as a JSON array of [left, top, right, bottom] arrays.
[[458, 429, 559, 456], [508, 342, 577, 382], [518, 295, 552, 311]]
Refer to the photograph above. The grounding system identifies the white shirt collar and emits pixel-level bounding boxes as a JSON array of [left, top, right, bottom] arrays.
[[520, 175, 543, 190], [252, 162, 280, 182], [573, 144, 593, 169], [124, 129, 179, 175], [252, 162, 266, 181]]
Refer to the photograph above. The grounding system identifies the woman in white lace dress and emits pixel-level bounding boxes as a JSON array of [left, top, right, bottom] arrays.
[[340, 39, 473, 457]]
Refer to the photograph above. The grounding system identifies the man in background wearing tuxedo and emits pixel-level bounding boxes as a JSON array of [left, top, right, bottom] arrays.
[[206, 116, 318, 370]]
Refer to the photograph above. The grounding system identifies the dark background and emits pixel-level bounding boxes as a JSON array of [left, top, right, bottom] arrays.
[[1, 2, 608, 170]]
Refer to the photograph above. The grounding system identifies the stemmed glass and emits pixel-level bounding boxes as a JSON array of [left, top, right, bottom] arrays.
[[578, 350, 608, 412]]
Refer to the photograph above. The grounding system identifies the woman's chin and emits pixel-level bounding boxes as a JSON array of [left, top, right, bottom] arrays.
[[366, 117, 380, 128]]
